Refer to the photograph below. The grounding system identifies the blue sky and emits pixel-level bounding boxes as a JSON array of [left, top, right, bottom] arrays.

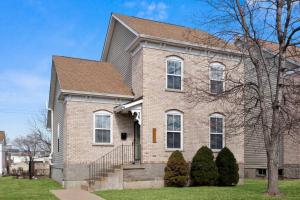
[[0, 0, 207, 141]]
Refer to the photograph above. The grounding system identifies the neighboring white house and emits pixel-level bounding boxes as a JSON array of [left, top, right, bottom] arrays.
[[0, 131, 7, 175]]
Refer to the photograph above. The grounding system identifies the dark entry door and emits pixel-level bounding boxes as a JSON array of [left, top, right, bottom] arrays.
[[134, 121, 141, 163]]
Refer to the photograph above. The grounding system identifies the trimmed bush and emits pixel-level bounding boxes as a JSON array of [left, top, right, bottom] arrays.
[[164, 150, 188, 187], [216, 147, 239, 186], [190, 146, 219, 186]]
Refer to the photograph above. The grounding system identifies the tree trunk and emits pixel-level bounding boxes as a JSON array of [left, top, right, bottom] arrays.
[[29, 157, 33, 179], [266, 143, 280, 195]]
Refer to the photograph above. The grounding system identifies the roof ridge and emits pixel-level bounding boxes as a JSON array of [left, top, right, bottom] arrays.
[[113, 13, 205, 33], [52, 55, 101, 63]]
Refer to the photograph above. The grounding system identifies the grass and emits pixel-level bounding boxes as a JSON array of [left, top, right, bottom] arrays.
[[0, 176, 62, 200], [96, 179, 300, 200]]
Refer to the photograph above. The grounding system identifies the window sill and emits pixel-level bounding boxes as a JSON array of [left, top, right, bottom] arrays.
[[211, 149, 222, 153], [92, 143, 114, 146], [165, 89, 184, 93], [165, 148, 183, 152]]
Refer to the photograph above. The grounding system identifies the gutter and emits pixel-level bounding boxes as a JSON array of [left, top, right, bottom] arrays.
[[59, 89, 135, 100]]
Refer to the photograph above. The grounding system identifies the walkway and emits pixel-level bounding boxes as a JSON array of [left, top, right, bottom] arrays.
[[51, 189, 105, 200]]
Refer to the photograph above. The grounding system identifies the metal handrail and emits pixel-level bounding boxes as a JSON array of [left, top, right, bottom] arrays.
[[88, 144, 139, 185]]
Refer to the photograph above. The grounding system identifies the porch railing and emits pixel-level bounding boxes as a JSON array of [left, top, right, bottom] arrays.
[[88, 144, 139, 185]]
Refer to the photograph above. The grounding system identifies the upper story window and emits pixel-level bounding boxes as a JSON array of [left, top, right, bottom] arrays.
[[166, 110, 183, 150], [94, 111, 113, 144], [166, 57, 183, 90], [209, 113, 224, 150], [209, 63, 225, 94]]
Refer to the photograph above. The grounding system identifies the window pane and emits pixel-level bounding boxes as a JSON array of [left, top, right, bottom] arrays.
[[174, 62, 181, 75], [173, 132, 181, 148], [174, 76, 181, 90], [95, 115, 102, 128], [210, 80, 223, 94], [210, 134, 223, 149], [173, 115, 181, 131], [210, 117, 217, 133], [216, 118, 223, 133], [102, 115, 110, 129], [167, 75, 174, 89], [211, 66, 224, 80], [95, 115, 110, 129], [102, 130, 110, 143], [167, 132, 181, 149], [95, 130, 111, 143], [167, 61, 175, 74], [167, 115, 174, 131]]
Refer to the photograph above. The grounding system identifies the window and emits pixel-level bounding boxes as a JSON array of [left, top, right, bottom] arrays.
[[210, 63, 225, 94], [256, 169, 267, 177], [166, 57, 183, 90], [210, 114, 224, 150], [57, 123, 60, 152], [94, 111, 113, 144], [166, 111, 183, 150]]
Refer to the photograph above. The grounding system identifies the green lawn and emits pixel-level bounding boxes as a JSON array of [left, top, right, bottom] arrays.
[[96, 179, 300, 200], [0, 176, 62, 200]]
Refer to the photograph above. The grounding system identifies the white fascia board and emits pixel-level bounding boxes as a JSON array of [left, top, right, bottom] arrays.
[[140, 34, 243, 55], [112, 14, 139, 36], [125, 33, 243, 56], [101, 15, 116, 61], [60, 89, 134, 100]]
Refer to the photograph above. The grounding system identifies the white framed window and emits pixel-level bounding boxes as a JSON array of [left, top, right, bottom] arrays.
[[209, 113, 224, 150], [57, 123, 60, 152], [166, 56, 183, 90], [209, 62, 225, 94], [165, 110, 183, 150], [93, 111, 113, 144]]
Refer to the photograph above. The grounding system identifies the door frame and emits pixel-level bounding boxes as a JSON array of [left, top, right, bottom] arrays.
[[133, 121, 141, 163]]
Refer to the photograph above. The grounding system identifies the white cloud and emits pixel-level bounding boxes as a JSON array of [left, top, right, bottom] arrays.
[[124, 1, 168, 21]]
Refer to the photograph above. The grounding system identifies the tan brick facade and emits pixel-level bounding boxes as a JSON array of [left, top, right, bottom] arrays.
[[139, 47, 244, 166], [64, 100, 134, 165]]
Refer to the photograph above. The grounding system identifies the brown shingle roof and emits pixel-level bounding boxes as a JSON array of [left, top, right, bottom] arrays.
[[53, 56, 133, 97], [114, 14, 237, 50], [261, 41, 300, 64], [0, 131, 5, 142]]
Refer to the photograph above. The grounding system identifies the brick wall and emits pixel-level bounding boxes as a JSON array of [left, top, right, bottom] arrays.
[[140, 47, 244, 167]]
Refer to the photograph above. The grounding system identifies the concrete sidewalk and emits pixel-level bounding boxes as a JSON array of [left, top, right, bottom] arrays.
[[51, 189, 105, 200]]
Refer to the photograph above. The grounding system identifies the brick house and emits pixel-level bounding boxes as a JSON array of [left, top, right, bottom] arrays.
[[47, 13, 297, 190]]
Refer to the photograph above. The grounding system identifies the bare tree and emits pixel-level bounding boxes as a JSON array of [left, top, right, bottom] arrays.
[[185, 0, 300, 195], [14, 133, 39, 179], [28, 108, 51, 155]]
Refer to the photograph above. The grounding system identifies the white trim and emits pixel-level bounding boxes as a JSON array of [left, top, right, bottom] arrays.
[[165, 56, 184, 91], [112, 14, 139, 36], [60, 89, 134, 100], [209, 113, 225, 151], [57, 123, 60, 139], [114, 99, 143, 113], [93, 111, 113, 145], [125, 33, 243, 56], [114, 99, 143, 125], [209, 62, 225, 94], [165, 110, 183, 151]]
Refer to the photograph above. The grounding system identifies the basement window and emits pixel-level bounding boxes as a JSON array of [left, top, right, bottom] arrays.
[[256, 169, 267, 177]]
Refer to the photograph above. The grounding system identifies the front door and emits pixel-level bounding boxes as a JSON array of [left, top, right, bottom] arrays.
[[134, 121, 141, 163]]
